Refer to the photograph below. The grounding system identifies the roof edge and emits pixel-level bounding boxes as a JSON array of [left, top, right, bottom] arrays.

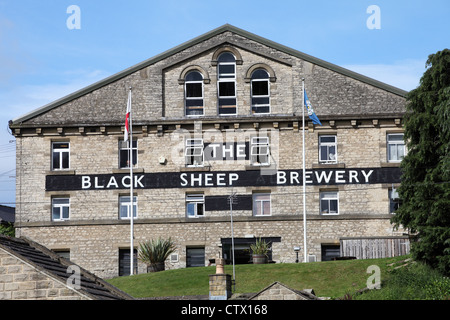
[[10, 24, 408, 126]]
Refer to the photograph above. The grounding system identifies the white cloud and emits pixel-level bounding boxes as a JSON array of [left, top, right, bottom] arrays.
[[343, 59, 426, 92]]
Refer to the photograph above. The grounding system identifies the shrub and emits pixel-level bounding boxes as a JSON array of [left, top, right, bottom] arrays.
[[138, 237, 176, 272]]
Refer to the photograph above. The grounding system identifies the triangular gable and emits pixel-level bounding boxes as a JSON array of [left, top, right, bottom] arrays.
[[10, 24, 407, 127], [249, 281, 319, 300], [0, 235, 133, 300]]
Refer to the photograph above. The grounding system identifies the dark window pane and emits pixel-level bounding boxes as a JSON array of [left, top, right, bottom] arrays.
[[252, 106, 270, 114], [54, 143, 69, 149], [186, 71, 203, 81], [186, 99, 204, 107], [53, 153, 60, 169], [62, 152, 69, 169], [252, 97, 269, 105], [186, 83, 202, 98], [218, 52, 235, 62], [320, 136, 336, 143], [219, 106, 237, 114], [330, 200, 338, 213], [218, 82, 235, 96], [186, 108, 203, 116], [321, 200, 329, 213], [252, 81, 268, 96], [251, 69, 269, 79], [219, 64, 235, 76]]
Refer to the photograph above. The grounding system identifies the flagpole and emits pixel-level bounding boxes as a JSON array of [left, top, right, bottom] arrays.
[[128, 87, 134, 276], [302, 78, 307, 263]]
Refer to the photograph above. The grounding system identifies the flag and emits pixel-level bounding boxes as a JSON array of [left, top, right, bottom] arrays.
[[304, 89, 322, 126], [124, 90, 131, 142]]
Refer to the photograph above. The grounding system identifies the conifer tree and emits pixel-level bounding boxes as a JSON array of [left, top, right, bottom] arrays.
[[391, 49, 450, 276]]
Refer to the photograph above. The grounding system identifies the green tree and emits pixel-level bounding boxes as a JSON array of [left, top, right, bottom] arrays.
[[391, 49, 450, 276], [0, 223, 15, 237]]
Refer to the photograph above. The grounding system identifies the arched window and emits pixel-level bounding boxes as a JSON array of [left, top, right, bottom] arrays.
[[185, 71, 204, 116], [217, 52, 237, 115], [251, 69, 270, 114]]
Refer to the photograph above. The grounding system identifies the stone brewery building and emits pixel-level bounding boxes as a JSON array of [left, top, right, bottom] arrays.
[[9, 25, 409, 279]]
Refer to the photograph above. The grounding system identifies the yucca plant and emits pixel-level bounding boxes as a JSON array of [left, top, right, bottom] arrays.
[[250, 237, 270, 264], [138, 237, 176, 272]]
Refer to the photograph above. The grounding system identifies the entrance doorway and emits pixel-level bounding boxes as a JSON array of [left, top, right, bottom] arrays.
[[221, 237, 281, 264]]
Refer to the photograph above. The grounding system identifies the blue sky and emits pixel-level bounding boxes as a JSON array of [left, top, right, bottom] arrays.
[[0, 0, 449, 206]]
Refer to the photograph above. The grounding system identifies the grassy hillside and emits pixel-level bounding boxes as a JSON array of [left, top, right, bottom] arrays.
[[107, 255, 412, 299]]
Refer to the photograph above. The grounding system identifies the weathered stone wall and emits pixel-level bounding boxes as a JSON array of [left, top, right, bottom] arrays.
[[0, 248, 87, 300], [12, 29, 407, 279], [17, 216, 401, 279]]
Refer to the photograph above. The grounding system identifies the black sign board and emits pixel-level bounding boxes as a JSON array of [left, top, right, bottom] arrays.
[[46, 167, 401, 191]]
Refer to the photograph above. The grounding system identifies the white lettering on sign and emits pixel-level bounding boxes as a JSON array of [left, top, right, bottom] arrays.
[[277, 169, 374, 185], [362, 170, 374, 183], [77, 169, 378, 190], [180, 173, 240, 187], [81, 175, 145, 189]]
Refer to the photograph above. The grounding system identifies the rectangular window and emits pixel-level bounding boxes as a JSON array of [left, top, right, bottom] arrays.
[[118, 248, 137, 276], [319, 135, 337, 163], [119, 196, 137, 220], [119, 140, 137, 169], [387, 133, 405, 162], [52, 142, 70, 170], [52, 197, 70, 221], [253, 193, 271, 216], [320, 191, 339, 215], [389, 188, 402, 214], [251, 79, 270, 114], [185, 82, 204, 116], [218, 81, 237, 115], [185, 139, 204, 167], [186, 193, 204, 218], [250, 137, 270, 165], [186, 247, 205, 267]]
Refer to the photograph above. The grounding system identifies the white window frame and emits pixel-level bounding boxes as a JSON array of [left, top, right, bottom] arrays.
[[52, 142, 70, 170], [320, 191, 339, 215], [217, 53, 237, 115], [186, 193, 204, 218], [387, 133, 406, 162], [119, 139, 138, 169], [253, 193, 271, 216], [119, 196, 137, 220], [250, 136, 270, 166], [251, 70, 270, 114], [185, 138, 204, 167], [319, 135, 337, 163], [52, 197, 70, 221], [185, 71, 204, 117]]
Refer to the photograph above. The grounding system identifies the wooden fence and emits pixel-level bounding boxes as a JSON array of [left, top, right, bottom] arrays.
[[340, 237, 410, 259]]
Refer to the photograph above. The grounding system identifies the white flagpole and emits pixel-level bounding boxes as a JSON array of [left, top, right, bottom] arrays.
[[128, 87, 134, 275], [302, 78, 307, 263]]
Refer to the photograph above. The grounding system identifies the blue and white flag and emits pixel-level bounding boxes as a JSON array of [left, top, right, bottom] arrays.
[[304, 89, 322, 126]]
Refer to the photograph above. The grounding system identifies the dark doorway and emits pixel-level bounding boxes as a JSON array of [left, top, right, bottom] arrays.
[[321, 245, 340, 261], [119, 248, 137, 276]]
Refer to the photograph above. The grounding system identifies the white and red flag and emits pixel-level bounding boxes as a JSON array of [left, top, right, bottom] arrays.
[[124, 89, 131, 142]]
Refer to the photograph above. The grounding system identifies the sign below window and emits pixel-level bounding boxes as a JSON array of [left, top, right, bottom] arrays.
[[46, 167, 401, 191]]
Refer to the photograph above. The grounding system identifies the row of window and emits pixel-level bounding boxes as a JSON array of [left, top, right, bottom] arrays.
[[51, 133, 405, 171], [184, 52, 271, 116], [186, 133, 405, 168], [51, 190, 401, 221]]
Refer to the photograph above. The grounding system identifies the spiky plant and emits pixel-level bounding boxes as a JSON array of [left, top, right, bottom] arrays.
[[138, 237, 176, 271], [250, 237, 270, 257]]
